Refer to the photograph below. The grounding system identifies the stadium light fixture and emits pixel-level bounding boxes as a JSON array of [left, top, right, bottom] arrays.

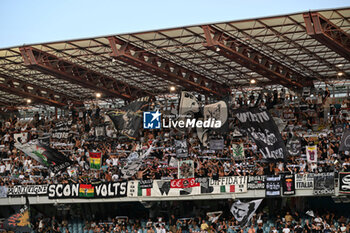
[[338, 72, 344, 76], [26, 99, 31, 104], [250, 79, 256, 84], [96, 93, 102, 98], [170, 86, 176, 92]]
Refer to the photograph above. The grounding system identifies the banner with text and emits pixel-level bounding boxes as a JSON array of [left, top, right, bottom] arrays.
[[282, 174, 295, 195], [247, 176, 266, 190], [48, 182, 127, 199], [233, 108, 286, 160], [295, 174, 314, 190], [313, 172, 334, 195], [7, 185, 48, 196], [266, 175, 281, 197]]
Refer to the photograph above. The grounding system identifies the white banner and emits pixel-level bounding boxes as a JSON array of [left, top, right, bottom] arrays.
[[7, 185, 48, 196], [127, 176, 248, 197], [13, 132, 28, 143], [295, 174, 314, 189]]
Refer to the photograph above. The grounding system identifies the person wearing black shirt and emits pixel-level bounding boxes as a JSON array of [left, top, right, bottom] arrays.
[[256, 225, 263, 233], [303, 220, 312, 233]]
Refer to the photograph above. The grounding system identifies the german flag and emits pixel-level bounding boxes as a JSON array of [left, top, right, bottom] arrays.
[[79, 184, 94, 198]]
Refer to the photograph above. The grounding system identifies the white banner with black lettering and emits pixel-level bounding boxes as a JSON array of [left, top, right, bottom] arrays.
[[7, 185, 48, 196], [127, 176, 247, 197], [295, 174, 314, 190]]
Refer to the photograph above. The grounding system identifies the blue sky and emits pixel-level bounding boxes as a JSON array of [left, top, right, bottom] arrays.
[[0, 0, 349, 48]]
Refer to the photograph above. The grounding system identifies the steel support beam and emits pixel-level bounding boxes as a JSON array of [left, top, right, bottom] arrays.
[[0, 73, 80, 106], [201, 25, 314, 89], [108, 36, 230, 98], [0, 81, 65, 107], [19, 46, 151, 100], [304, 12, 350, 62]]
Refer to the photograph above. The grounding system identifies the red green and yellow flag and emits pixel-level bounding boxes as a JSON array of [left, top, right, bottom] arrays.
[[89, 152, 102, 169], [79, 184, 94, 198]]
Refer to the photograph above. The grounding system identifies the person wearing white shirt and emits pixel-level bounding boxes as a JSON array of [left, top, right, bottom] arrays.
[[0, 163, 5, 174], [112, 157, 119, 166], [314, 216, 323, 226], [282, 225, 290, 233], [112, 174, 119, 181], [340, 223, 346, 233]]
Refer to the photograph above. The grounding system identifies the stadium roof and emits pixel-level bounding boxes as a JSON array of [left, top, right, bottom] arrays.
[[0, 7, 350, 107]]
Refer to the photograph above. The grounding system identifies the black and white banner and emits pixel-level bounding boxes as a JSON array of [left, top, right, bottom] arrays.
[[265, 175, 281, 197], [339, 172, 350, 194], [209, 139, 224, 151], [313, 172, 335, 195], [334, 124, 344, 136], [107, 97, 149, 140], [295, 174, 314, 189], [282, 174, 295, 195], [203, 99, 229, 133], [233, 108, 286, 160], [139, 180, 153, 189], [48, 182, 127, 199], [339, 129, 350, 152], [178, 91, 200, 116], [286, 136, 301, 156], [52, 120, 72, 139], [230, 199, 263, 226], [7, 185, 48, 196], [247, 176, 266, 190], [175, 140, 188, 158]]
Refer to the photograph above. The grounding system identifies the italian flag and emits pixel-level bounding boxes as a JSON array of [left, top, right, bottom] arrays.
[[79, 184, 94, 198], [220, 185, 235, 193], [89, 152, 102, 170], [137, 183, 151, 197]]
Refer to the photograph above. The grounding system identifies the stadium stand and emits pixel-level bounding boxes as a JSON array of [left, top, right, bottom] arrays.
[[0, 6, 350, 233]]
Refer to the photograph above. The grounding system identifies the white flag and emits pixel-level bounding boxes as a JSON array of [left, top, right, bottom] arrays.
[[230, 199, 263, 226], [306, 145, 317, 163], [306, 210, 315, 217], [178, 91, 200, 115]]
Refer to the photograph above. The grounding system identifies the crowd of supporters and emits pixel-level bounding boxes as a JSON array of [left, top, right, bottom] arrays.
[[0, 88, 349, 187], [26, 208, 350, 233]]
